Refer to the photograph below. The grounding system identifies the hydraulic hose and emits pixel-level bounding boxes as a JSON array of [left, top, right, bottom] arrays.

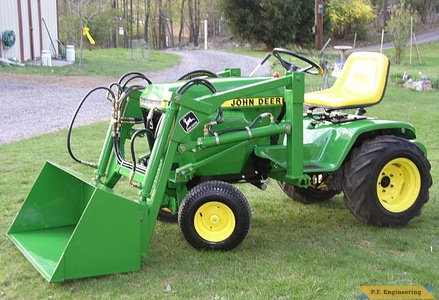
[[176, 78, 223, 136], [176, 78, 217, 94], [67, 86, 115, 167], [118, 71, 152, 89], [67, 71, 152, 177], [128, 128, 155, 186], [209, 113, 274, 137]]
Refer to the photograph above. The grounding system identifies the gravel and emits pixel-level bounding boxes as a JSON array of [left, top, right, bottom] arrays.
[[0, 50, 271, 145]]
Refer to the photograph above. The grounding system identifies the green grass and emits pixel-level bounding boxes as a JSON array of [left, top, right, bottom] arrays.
[[0, 48, 180, 76], [1, 44, 439, 299]]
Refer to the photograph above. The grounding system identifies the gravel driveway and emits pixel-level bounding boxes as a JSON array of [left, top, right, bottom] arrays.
[[0, 50, 271, 145]]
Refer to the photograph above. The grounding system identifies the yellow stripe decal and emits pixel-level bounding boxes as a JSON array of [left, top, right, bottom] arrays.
[[222, 97, 284, 107]]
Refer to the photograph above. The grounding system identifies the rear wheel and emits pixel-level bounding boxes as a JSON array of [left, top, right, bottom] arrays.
[[158, 208, 178, 223], [343, 135, 432, 226], [178, 181, 251, 250]]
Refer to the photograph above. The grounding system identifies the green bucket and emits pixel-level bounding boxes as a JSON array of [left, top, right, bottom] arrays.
[[7, 161, 142, 282]]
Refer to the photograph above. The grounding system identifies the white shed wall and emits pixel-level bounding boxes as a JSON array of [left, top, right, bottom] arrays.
[[0, 1, 21, 61], [1, 0, 58, 62]]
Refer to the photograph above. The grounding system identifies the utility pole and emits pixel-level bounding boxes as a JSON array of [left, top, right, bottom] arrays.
[[315, 0, 324, 50]]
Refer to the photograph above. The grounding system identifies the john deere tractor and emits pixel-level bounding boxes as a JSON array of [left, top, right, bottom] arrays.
[[8, 49, 432, 282]]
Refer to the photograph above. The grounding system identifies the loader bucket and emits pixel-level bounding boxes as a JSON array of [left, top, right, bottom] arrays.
[[7, 161, 142, 282]]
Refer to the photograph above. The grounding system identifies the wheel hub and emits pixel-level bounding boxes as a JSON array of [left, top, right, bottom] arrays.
[[210, 215, 220, 223], [194, 201, 235, 242], [377, 158, 421, 213]]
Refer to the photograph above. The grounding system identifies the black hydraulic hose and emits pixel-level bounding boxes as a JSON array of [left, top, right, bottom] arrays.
[[112, 135, 127, 166], [118, 72, 152, 89], [211, 114, 265, 136], [118, 71, 149, 84], [129, 128, 155, 171], [177, 78, 223, 136], [108, 82, 123, 98], [111, 86, 148, 170], [176, 78, 217, 95], [68, 72, 150, 170], [67, 86, 115, 167]]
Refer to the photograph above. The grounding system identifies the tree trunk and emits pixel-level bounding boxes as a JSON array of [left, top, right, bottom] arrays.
[[178, 0, 186, 46], [167, 0, 175, 48], [383, 0, 389, 27], [123, 0, 128, 48], [130, 0, 133, 48], [79, 12, 84, 72], [144, 0, 150, 44], [188, 0, 194, 45], [188, 0, 200, 46], [158, 0, 166, 48]]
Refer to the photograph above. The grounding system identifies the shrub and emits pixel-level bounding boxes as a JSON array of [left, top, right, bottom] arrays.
[[386, 3, 416, 65], [326, 0, 375, 39]]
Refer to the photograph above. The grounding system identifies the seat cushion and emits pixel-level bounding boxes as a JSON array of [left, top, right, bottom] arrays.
[[305, 52, 390, 109]]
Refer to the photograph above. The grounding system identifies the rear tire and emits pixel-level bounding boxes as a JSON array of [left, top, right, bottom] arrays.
[[178, 181, 251, 250], [343, 136, 432, 226], [158, 208, 178, 223]]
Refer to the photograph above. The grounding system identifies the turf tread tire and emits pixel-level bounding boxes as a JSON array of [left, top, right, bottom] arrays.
[[342, 135, 432, 226], [178, 180, 251, 251]]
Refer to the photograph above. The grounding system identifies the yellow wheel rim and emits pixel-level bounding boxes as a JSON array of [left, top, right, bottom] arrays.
[[194, 201, 235, 242], [377, 158, 421, 213]]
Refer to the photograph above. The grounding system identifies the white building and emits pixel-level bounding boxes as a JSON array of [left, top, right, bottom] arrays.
[[1, 0, 59, 62]]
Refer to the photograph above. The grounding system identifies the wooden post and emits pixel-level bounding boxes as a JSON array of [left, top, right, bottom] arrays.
[[410, 16, 413, 65], [315, 0, 324, 51]]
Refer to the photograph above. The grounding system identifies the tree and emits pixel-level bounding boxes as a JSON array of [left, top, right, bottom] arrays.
[[371, 0, 390, 27], [177, 0, 186, 45], [144, 0, 151, 43], [88, 8, 118, 47], [405, 0, 437, 23], [188, 0, 201, 46], [218, 0, 315, 48], [326, 0, 376, 39], [59, 0, 112, 70], [386, 2, 415, 64]]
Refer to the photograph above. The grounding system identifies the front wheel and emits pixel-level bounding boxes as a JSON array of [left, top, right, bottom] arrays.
[[343, 136, 432, 226], [178, 181, 251, 250]]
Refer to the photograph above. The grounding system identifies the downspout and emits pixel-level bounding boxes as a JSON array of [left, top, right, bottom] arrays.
[[17, 0, 25, 62], [27, 0, 35, 60], [56, 0, 60, 46], [37, 0, 42, 55]]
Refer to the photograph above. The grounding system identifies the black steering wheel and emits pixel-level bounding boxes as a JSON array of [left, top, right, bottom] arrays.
[[271, 48, 323, 75]]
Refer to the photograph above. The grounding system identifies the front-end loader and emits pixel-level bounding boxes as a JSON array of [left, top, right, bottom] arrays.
[[8, 49, 432, 282]]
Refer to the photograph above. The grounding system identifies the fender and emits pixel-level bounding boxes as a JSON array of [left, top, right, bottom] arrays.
[[255, 118, 418, 174]]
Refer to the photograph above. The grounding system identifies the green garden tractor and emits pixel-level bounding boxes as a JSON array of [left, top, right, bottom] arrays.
[[8, 49, 432, 282]]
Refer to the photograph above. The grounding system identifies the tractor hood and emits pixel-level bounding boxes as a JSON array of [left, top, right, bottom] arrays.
[[140, 77, 285, 109]]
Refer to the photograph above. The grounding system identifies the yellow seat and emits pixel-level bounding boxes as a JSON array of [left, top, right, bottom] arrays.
[[305, 52, 390, 109]]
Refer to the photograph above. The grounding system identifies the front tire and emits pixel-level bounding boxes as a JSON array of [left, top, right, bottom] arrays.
[[178, 181, 251, 250], [277, 180, 340, 204], [343, 136, 432, 226]]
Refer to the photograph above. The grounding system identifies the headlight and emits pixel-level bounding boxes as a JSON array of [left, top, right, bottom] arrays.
[[140, 99, 168, 109]]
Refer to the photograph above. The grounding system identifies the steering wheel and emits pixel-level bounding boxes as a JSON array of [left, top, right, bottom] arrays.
[[271, 48, 323, 75]]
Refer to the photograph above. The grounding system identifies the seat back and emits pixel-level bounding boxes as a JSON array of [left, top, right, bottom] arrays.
[[305, 52, 390, 109]]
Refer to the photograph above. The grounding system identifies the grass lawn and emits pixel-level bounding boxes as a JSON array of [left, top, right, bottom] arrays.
[[0, 44, 438, 299], [0, 48, 180, 76]]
